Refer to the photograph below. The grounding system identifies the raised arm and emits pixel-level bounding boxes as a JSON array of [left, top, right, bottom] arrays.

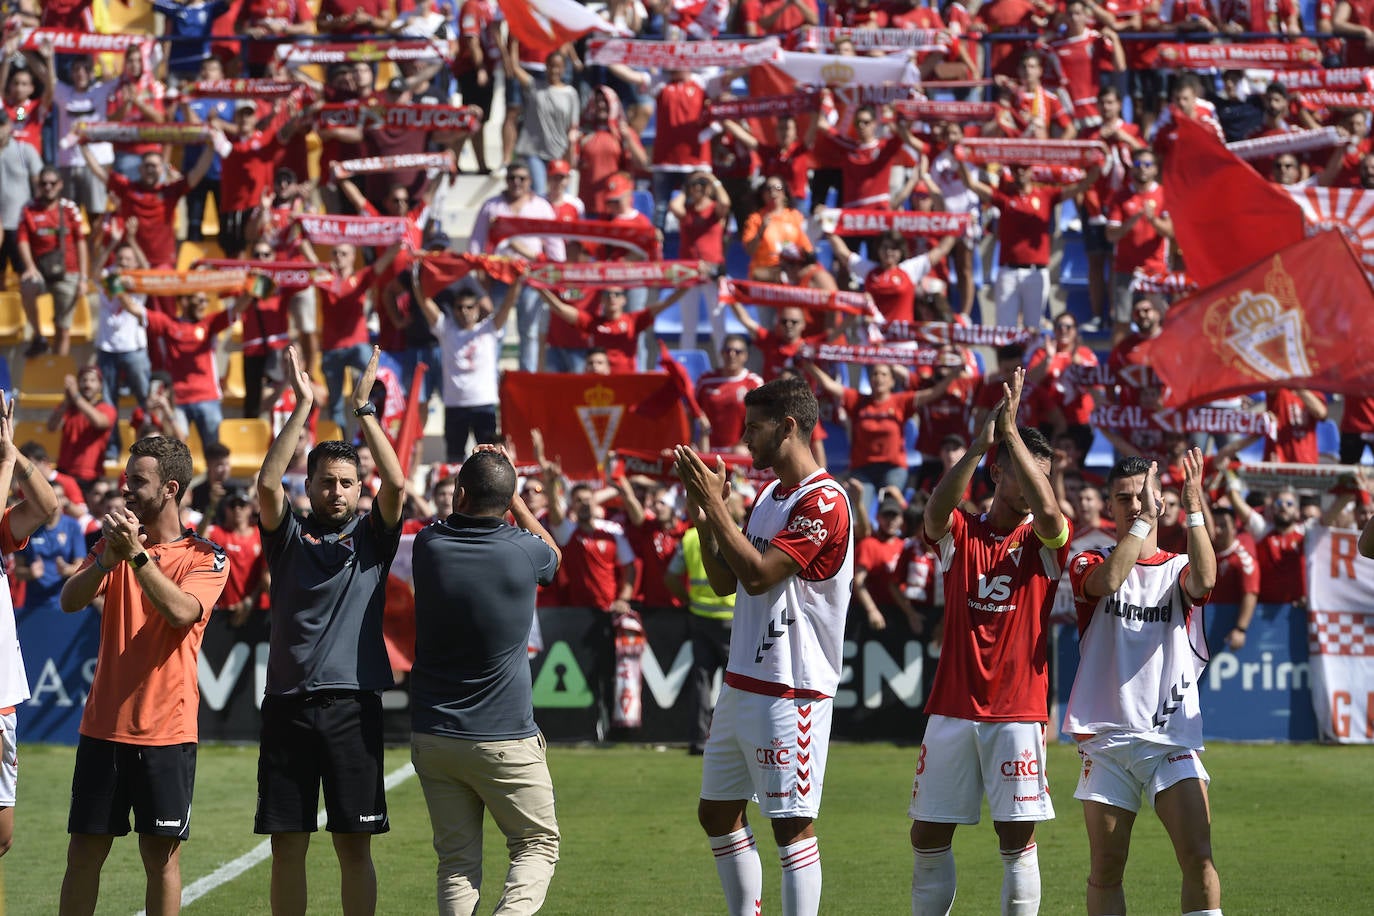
[[612, 472, 647, 527], [90, 228, 119, 277], [1360, 508, 1374, 558], [667, 190, 688, 222], [1320, 141, 1350, 187], [706, 502, 749, 595], [720, 117, 760, 151], [800, 358, 845, 402], [1062, 164, 1103, 201], [959, 160, 995, 203], [1179, 447, 1217, 599], [823, 231, 855, 264], [844, 477, 872, 542], [707, 175, 732, 218], [925, 394, 997, 543], [1104, 27, 1127, 72], [353, 346, 407, 528], [538, 436, 568, 530], [80, 143, 111, 186], [0, 392, 58, 538], [1023, 342, 1055, 388], [1296, 388, 1329, 422], [195, 480, 225, 537], [1050, 451, 1077, 520], [49, 374, 112, 431], [727, 298, 761, 337], [32, 40, 56, 112], [45, 397, 64, 433], [1333, 0, 1372, 39], [0, 39, 13, 99], [257, 345, 312, 532], [70, 386, 113, 430], [413, 164, 445, 209], [185, 140, 217, 191], [333, 168, 371, 213], [648, 285, 692, 317], [1225, 469, 1260, 536], [997, 367, 1067, 542], [615, 120, 651, 171], [209, 103, 245, 138], [76, 221, 89, 291], [509, 483, 561, 565], [912, 371, 956, 409], [492, 276, 522, 331], [535, 285, 581, 326], [1099, 426, 1142, 457], [1079, 461, 1161, 601], [246, 188, 277, 244], [923, 234, 958, 270], [115, 288, 148, 322], [417, 291, 444, 332], [891, 167, 927, 210], [890, 117, 925, 158], [120, 217, 151, 269], [318, 121, 365, 145]]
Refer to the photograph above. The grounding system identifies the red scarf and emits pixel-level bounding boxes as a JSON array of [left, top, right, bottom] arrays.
[[524, 260, 712, 290], [490, 217, 658, 260], [727, 280, 875, 317], [954, 137, 1108, 168]]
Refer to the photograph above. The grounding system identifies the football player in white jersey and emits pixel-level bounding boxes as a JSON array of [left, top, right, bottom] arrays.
[[1065, 450, 1220, 916], [0, 391, 62, 858], [674, 375, 854, 916]]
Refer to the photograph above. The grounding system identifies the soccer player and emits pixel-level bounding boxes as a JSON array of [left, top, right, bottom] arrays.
[[673, 376, 854, 916], [0, 392, 61, 858], [1064, 451, 1219, 916], [255, 345, 407, 916], [58, 436, 229, 915], [910, 368, 1071, 916]]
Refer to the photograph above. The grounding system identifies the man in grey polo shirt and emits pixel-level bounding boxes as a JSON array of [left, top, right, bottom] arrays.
[[0, 110, 42, 291], [255, 344, 406, 916], [411, 446, 562, 916]]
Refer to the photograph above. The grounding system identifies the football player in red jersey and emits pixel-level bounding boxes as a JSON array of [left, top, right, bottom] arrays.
[[910, 368, 1070, 915]]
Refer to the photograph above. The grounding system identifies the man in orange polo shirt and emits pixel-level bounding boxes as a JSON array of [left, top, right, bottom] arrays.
[[58, 436, 229, 916]]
